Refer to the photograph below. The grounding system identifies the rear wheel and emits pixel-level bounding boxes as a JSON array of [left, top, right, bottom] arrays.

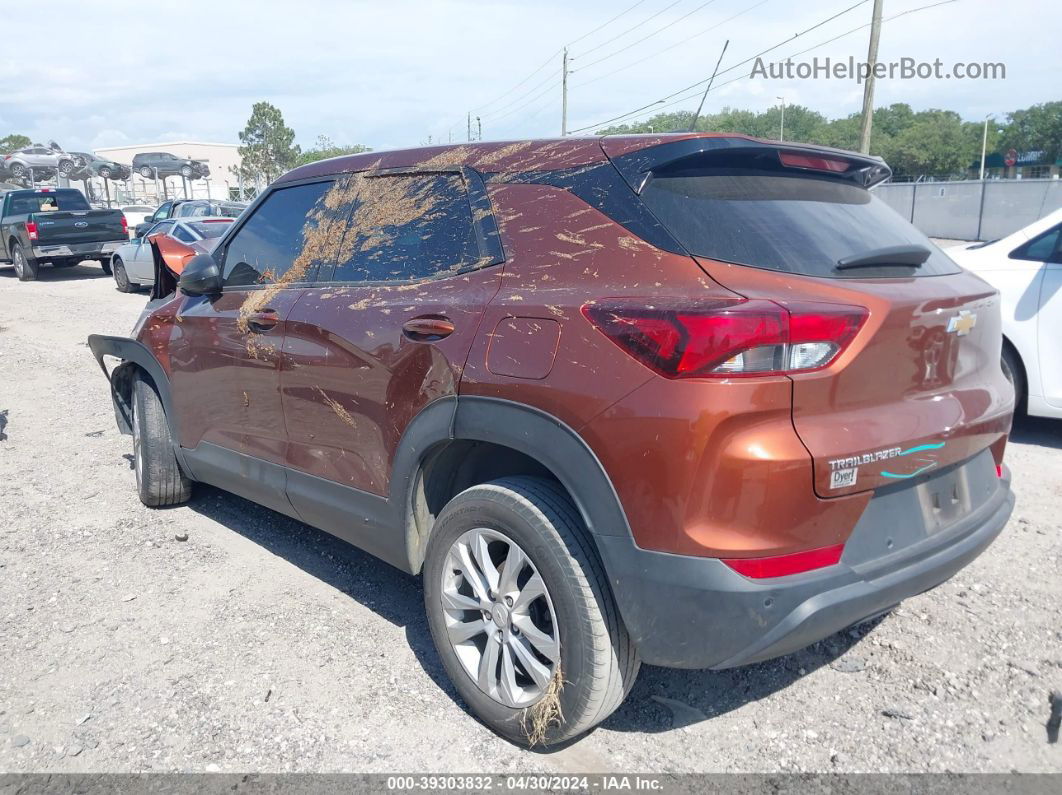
[[9, 163, 25, 178], [112, 257, 136, 292], [131, 374, 192, 507], [12, 242, 38, 281], [57, 159, 74, 177], [1001, 343, 1026, 415], [99, 166, 113, 179], [139, 166, 153, 179], [423, 477, 638, 747]]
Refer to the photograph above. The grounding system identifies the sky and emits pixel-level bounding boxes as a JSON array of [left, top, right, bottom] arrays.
[[0, 0, 1057, 154]]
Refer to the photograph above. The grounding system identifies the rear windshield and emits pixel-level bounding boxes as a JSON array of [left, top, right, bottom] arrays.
[[189, 221, 231, 239], [640, 168, 960, 278], [7, 190, 91, 214]]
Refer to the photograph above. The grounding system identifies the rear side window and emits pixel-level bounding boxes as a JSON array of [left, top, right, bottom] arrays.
[[1010, 224, 1061, 263], [172, 225, 194, 243], [221, 180, 334, 288], [327, 173, 480, 283], [640, 168, 960, 278], [8, 190, 90, 213]]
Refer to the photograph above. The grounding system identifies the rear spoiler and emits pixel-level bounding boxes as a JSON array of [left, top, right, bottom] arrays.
[[607, 136, 892, 193]]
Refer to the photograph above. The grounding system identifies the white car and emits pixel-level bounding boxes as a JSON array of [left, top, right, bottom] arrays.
[[109, 217, 233, 292], [948, 208, 1062, 419], [120, 205, 156, 237]]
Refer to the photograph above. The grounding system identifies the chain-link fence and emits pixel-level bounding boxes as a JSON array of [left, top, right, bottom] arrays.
[[874, 178, 1062, 241]]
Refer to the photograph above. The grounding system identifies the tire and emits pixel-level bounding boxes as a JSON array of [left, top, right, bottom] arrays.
[[139, 166, 153, 179], [180, 165, 193, 178], [423, 476, 639, 747], [99, 166, 112, 179], [131, 374, 192, 507], [9, 163, 25, 178], [100, 257, 112, 275], [11, 242, 38, 281], [57, 159, 74, 177], [1001, 343, 1026, 415], [112, 257, 136, 292]]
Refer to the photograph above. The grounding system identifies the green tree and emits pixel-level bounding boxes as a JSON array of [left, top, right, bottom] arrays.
[[999, 101, 1062, 163], [236, 102, 301, 185], [877, 110, 976, 178], [295, 135, 372, 166], [0, 133, 31, 153]]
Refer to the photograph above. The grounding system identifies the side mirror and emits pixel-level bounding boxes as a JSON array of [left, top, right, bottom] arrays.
[[134, 223, 151, 238], [178, 254, 222, 296]]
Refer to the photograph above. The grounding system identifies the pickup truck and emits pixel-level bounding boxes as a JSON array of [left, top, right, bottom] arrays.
[[0, 188, 127, 281]]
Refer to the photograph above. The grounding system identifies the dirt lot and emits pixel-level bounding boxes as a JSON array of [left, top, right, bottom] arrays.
[[0, 262, 1060, 774]]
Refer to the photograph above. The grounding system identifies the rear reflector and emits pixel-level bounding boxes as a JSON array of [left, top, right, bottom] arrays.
[[722, 543, 845, 578], [582, 299, 867, 378]]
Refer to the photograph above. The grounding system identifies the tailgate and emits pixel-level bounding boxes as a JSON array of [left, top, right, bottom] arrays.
[[783, 271, 1011, 496], [33, 210, 125, 244]]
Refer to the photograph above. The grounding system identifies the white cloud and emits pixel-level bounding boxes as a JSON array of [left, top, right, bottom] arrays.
[[0, 0, 1056, 151]]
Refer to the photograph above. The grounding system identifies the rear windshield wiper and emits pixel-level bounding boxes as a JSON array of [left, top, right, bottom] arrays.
[[836, 244, 931, 270]]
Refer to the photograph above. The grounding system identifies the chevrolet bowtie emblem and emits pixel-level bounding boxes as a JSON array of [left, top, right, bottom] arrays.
[[947, 310, 977, 336]]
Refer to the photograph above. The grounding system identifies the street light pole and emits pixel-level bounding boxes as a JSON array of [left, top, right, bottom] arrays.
[[980, 113, 994, 180], [777, 96, 786, 141]]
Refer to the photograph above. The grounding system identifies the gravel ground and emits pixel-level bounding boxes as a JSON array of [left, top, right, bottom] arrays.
[[0, 263, 1060, 774]]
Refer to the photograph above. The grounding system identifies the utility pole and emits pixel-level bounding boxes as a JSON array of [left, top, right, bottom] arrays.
[[979, 113, 993, 180], [467, 112, 472, 142], [777, 96, 786, 141], [561, 47, 569, 136], [858, 0, 883, 154], [476, 116, 482, 141]]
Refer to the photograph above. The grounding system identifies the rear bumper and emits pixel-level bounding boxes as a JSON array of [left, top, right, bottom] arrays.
[[595, 452, 1013, 669], [33, 239, 125, 259]]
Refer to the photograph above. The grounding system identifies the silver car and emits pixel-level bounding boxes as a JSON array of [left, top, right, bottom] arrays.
[[108, 216, 233, 292], [3, 145, 77, 179]]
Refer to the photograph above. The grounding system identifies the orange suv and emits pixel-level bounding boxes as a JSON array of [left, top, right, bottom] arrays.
[[89, 134, 1015, 745]]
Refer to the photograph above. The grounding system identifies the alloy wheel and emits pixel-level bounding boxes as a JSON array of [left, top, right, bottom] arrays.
[[440, 527, 560, 708], [12, 247, 23, 278]]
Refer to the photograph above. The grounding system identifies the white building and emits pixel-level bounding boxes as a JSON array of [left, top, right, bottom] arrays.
[[92, 141, 244, 204]]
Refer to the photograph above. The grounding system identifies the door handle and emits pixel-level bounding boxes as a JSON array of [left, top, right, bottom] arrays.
[[402, 316, 455, 342], [245, 309, 279, 332]]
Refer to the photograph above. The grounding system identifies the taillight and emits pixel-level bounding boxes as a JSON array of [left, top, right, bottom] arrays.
[[120, 215, 128, 235], [722, 543, 845, 578], [26, 221, 38, 241], [582, 299, 867, 378]]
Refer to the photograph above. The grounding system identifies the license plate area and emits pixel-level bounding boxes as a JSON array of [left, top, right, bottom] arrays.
[[915, 465, 973, 534]]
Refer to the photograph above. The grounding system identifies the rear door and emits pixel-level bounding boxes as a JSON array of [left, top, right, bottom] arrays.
[[633, 145, 1012, 497], [1020, 224, 1062, 408]]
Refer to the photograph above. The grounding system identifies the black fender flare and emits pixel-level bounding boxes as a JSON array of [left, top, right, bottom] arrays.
[[86, 334, 186, 466], [393, 395, 633, 572]]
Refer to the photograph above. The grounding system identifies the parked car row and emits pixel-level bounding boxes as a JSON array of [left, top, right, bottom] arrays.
[[0, 142, 211, 185]]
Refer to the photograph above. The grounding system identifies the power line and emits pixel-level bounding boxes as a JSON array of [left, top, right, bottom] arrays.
[[567, 0, 870, 133], [485, 76, 564, 124], [468, 0, 649, 115], [480, 67, 562, 119], [574, 0, 685, 60], [568, 0, 651, 47], [573, 0, 772, 89], [570, 0, 957, 133], [572, 0, 722, 73]]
